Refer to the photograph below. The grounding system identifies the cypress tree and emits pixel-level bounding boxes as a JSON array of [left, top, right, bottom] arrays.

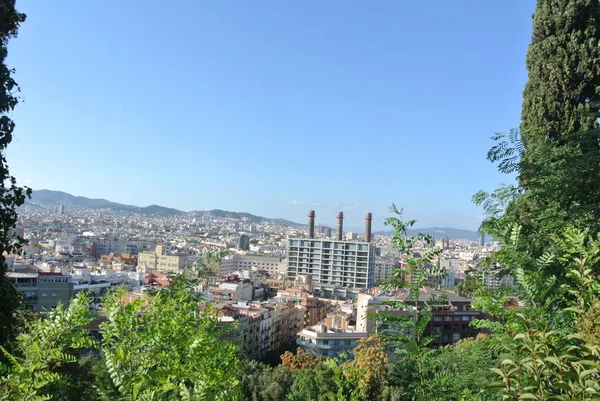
[[478, 0, 600, 277], [517, 0, 600, 236], [521, 0, 600, 144]]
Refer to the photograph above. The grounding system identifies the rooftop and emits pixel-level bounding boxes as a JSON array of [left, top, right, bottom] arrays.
[[7, 271, 38, 278]]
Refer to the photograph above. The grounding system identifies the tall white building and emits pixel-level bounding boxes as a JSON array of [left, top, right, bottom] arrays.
[[286, 211, 376, 290], [286, 238, 376, 289]]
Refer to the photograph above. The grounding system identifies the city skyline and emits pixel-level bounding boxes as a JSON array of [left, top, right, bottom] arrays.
[[29, 188, 485, 234], [8, 0, 534, 230]]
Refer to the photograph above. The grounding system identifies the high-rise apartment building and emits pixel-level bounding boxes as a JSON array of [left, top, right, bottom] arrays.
[[286, 211, 376, 290]]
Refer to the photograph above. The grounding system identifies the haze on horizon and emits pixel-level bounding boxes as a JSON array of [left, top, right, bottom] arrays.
[[8, 0, 534, 230]]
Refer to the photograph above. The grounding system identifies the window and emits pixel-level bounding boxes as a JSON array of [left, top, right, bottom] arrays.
[[444, 316, 452, 321], [41, 292, 47, 297], [322, 340, 329, 345], [51, 293, 58, 297], [452, 333, 460, 341], [345, 339, 351, 345]]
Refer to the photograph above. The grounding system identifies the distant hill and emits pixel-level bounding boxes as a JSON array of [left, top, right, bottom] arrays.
[[374, 227, 481, 241], [205, 209, 300, 226], [27, 190, 180, 217], [25, 189, 301, 225], [29, 189, 120, 208]]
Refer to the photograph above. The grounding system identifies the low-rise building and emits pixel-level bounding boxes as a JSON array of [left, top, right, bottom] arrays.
[[299, 297, 330, 328], [220, 254, 285, 277], [374, 256, 398, 283], [270, 302, 304, 352], [137, 245, 189, 273], [297, 324, 367, 358], [8, 271, 74, 313], [361, 288, 484, 346]]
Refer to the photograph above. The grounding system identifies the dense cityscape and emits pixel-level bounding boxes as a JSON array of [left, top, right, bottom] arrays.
[[9, 191, 507, 362], [2, 0, 600, 400]]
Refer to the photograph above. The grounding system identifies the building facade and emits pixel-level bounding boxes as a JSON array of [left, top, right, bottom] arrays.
[[137, 245, 189, 272], [286, 238, 376, 289], [374, 256, 398, 283], [238, 234, 250, 251], [299, 297, 330, 327], [220, 254, 285, 277], [296, 308, 368, 358], [8, 271, 74, 313]]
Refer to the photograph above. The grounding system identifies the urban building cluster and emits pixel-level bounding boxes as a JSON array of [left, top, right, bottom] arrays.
[[8, 204, 510, 360]]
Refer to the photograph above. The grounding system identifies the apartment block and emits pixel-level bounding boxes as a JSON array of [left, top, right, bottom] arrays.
[[374, 256, 398, 283], [137, 245, 189, 272], [299, 297, 330, 327], [363, 289, 483, 346], [270, 302, 304, 352], [8, 271, 74, 313], [286, 211, 376, 290], [286, 238, 375, 289], [220, 254, 285, 277], [297, 308, 367, 358], [218, 300, 304, 360]]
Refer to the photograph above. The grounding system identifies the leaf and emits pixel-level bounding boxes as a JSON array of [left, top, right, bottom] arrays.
[[519, 393, 540, 400], [579, 368, 598, 380]]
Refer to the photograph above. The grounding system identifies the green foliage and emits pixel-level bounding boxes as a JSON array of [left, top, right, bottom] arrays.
[[99, 287, 245, 400], [0, 286, 248, 400], [40, 354, 110, 401], [472, 228, 600, 400], [476, 0, 600, 282], [0, 293, 94, 401], [190, 250, 229, 286], [521, 0, 600, 142], [380, 204, 443, 297], [490, 318, 600, 400], [0, 0, 30, 351], [286, 361, 356, 401], [456, 272, 483, 298], [342, 335, 390, 398], [376, 205, 455, 400], [240, 362, 293, 401]]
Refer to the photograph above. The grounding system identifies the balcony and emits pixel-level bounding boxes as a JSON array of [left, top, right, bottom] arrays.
[[14, 281, 38, 288]]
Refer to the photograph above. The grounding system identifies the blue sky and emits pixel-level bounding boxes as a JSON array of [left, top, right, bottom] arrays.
[[8, 0, 534, 230]]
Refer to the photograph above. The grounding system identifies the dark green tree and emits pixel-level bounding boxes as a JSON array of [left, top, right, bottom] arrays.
[[286, 362, 348, 401], [519, 0, 600, 236], [521, 0, 600, 142], [476, 0, 600, 281], [240, 363, 293, 401], [0, 0, 30, 351]]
